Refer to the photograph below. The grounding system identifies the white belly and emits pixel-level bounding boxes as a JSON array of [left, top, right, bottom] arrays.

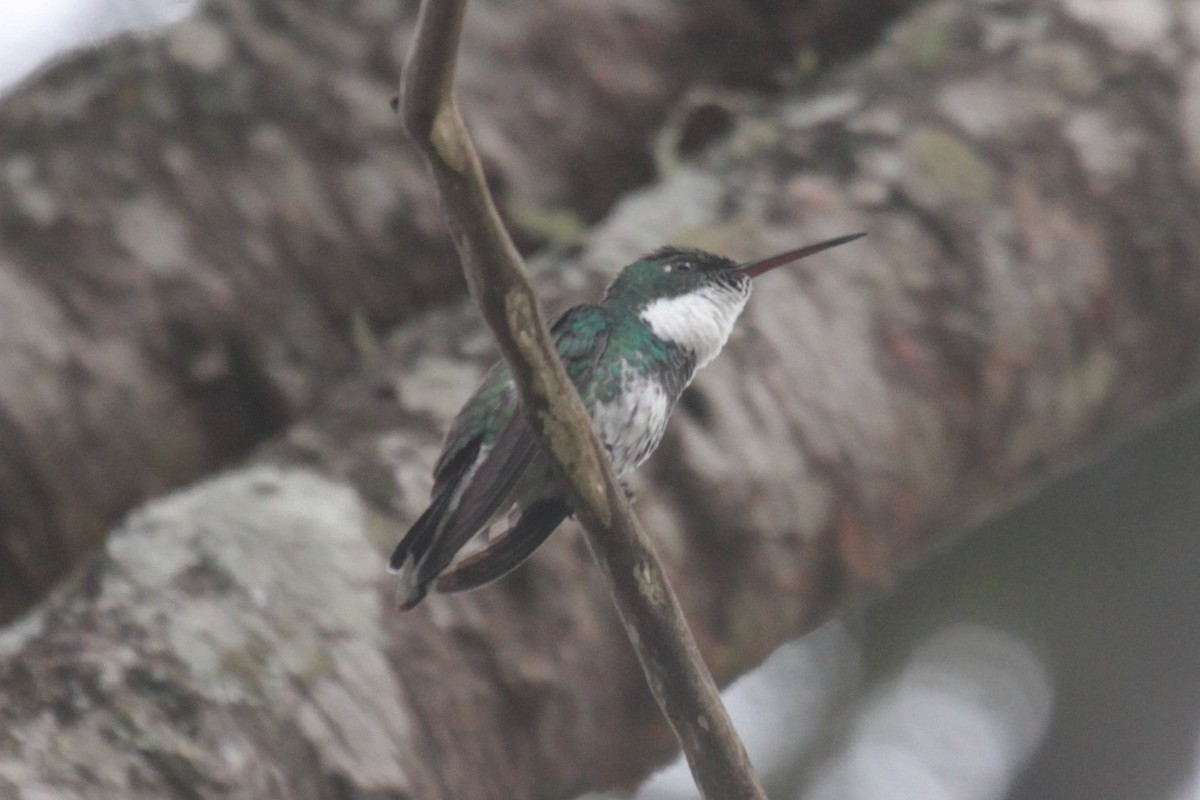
[[590, 373, 672, 477]]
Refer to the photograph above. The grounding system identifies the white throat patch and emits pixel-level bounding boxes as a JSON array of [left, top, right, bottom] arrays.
[[639, 283, 751, 368]]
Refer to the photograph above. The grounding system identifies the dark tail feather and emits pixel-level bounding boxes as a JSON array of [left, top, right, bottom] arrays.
[[389, 486, 456, 609], [390, 414, 542, 610], [434, 499, 571, 596]]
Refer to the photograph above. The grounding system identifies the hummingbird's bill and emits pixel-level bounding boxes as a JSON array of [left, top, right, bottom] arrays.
[[733, 232, 866, 279]]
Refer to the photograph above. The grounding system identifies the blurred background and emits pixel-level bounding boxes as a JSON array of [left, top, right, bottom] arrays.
[[4, 1, 1200, 799], [588, 399, 1200, 800]]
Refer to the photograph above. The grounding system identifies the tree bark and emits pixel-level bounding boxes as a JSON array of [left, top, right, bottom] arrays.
[[5, 0, 1200, 797], [0, 0, 900, 621]]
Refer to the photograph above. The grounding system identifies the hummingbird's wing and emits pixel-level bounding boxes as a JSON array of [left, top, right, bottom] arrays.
[[393, 304, 612, 607], [391, 410, 538, 608], [431, 361, 517, 494], [450, 304, 612, 517], [422, 304, 610, 559], [389, 361, 523, 606]]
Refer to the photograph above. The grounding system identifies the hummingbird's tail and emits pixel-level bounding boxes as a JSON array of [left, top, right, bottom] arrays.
[[434, 498, 571, 595], [389, 412, 540, 610], [388, 485, 455, 610]]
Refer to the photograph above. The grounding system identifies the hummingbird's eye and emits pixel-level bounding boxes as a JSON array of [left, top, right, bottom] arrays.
[[674, 261, 695, 273]]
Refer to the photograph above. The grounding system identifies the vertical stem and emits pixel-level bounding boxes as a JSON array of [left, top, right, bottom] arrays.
[[398, 2, 766, 797]]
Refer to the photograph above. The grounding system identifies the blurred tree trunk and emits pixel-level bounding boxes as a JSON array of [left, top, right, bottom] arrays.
[[0, 0, 904, 621], [4, 0, 1200, 798]]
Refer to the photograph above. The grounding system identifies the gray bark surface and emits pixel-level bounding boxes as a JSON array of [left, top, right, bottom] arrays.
[[0, 0, 895, 620], [4, 0, 1200, 797]]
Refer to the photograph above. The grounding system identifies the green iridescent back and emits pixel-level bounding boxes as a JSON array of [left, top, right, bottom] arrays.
[[432, 303, 692, 490]]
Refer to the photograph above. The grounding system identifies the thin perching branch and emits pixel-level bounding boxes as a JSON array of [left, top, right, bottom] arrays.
[[397, 1, 767, 798]]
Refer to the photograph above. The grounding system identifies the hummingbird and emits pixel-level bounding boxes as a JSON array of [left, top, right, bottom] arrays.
[[389, 231, 865, 609]]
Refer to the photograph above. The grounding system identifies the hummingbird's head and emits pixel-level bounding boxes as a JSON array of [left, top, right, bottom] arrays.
[[604, 247, 744, 307], [603, 233, 865, 368]]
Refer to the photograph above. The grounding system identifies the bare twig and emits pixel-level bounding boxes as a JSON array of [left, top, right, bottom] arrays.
[[398, 1, 766, 798]]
